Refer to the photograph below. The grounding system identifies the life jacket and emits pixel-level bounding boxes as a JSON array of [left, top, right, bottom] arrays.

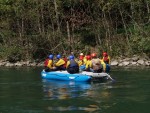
[[63, 57, 67, 68], [103, 56, 110, 64], [91, 58, 102, 71], [78, 60, 84, 66], [85, 60, 92, 69], [47, 59, 53, 69], [69, 60, 78, 68], [55, 58, 65, 67], [44, 58, 49, 67]]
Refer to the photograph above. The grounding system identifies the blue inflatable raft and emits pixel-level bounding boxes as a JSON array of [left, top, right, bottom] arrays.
[[41, 70, 91, 82], [41, 70, 114, 82]]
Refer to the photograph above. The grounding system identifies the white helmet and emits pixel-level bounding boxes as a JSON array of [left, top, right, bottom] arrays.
[[80, 53, 84, 56]]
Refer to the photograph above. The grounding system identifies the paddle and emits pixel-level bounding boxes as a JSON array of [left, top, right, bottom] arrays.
[[106, 73, 116, 82]]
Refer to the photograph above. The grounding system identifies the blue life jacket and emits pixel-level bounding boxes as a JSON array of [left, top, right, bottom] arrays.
[[69, 60, 78, 68]]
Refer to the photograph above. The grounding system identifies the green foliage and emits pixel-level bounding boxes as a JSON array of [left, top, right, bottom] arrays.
[[131, 35, 150, 54], [0, 0, 150, 60], [0, 45, 23, 62]]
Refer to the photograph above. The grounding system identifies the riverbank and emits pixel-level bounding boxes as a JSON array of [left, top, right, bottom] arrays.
[[0, 55, 149, 67]]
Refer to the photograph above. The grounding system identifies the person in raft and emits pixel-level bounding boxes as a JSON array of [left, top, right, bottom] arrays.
[[84, 55, 92, 72], [102, 52, 110, 73], [54, 54, 66, 71], [91, 53, 103, 73], [102, 52, 111, 64], [66, 55, 79, 74], [78, 53, 86, 70], [44, 54, 55, 72]]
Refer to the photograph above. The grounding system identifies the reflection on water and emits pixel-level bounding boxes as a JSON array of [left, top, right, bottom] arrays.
[[42, 79, 92, 100], [0, 67, 150, 113], [42, 79, 113, 112], [47, 105, 100, 112]]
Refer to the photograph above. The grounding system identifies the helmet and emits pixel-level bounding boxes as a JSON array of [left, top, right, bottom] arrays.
[[80, 53, 84, 56], [91, 53, 97, 58], [69, 55, 74, 60], [56, 54, 61, 59], [79, 56, 84, 60], [86, 55, 91, 60], [103, 52, 107, 57], [48, 54, 54, 59]]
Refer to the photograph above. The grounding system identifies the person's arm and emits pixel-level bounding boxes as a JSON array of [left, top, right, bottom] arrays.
[[101, 61, 106, 72], [108, 56, 111, 64], [66, 61, 70, 68], [55, 59, 65, 66], [47, 60, 53, 69]]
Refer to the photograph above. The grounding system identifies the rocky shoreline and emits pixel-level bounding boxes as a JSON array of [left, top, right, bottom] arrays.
[[110, 55, 150, 67], [0, 55, 149, 67]]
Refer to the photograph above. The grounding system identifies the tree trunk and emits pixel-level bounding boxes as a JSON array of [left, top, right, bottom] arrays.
[[53, 0, 60, 33], [66, 21, 71, 53]]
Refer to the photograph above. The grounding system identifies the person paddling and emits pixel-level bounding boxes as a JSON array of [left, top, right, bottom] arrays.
[[102, 52, 110, 64], [101, 52, 110, 73]]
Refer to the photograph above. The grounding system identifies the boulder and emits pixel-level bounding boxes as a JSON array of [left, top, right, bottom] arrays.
[[118, 63, 123, 66], [130, 62, 137, 66], [5, 62, 14, 67], [122, 61, 130, 66], [137, 59, 144, 65], [111, 60, 118, 66], [145, 61, 150, 66], [123, 58, 130, 61], [132, 56, 139, 61], [0, 62, 6, 66], [14, 62, 23, 67]]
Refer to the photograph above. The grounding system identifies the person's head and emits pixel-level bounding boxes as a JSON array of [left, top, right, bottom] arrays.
[[103, 52, 108, 57], [91, 53, 97, 58], [69, 55, 74, 60], [56, 54, 61, 59], [48, 54, 54, 59], [86, 55, 91, 60]]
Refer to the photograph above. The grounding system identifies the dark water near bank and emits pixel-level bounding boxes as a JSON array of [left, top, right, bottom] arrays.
[[0, 67, 150, 113]]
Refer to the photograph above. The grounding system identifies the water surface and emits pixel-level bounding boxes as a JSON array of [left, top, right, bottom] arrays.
[[0, 67, 149, 113]]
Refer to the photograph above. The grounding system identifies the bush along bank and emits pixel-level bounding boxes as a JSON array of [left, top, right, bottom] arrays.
[[0, 55, 149, 67]]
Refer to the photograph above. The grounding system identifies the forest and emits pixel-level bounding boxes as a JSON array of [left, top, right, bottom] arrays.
[[0, 0, 150, 62]]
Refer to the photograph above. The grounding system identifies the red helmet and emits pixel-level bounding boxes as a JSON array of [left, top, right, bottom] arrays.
[[86, 55, 91, 60], [79, 56, 84, 60], [91, 53, 97, 58], [103, 52, 108, 57]]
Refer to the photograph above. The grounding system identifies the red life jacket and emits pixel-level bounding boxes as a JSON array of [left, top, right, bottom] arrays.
[[63, 57, 67, 68], [103, 56, 109, 64], [44, 59, 49, 67]]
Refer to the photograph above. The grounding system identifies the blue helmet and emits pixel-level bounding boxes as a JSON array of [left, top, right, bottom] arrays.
[[56, 54, 61, 59], [48, 54, 53, 59], [69, 55, 74, 60]]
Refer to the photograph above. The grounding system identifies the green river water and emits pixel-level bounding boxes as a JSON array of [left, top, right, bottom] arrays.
[[0, 67, 150, 113]]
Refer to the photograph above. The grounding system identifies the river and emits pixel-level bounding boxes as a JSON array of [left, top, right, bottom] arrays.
[[0, 67, 149, 113]]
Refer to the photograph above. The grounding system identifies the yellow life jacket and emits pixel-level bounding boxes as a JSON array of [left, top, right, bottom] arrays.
[[78, 60, 84, 66], [85, 60, 92, 69], [47, 59, 53, 69], [55, 58, 65, 67], [100, 59, 106, 72]]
